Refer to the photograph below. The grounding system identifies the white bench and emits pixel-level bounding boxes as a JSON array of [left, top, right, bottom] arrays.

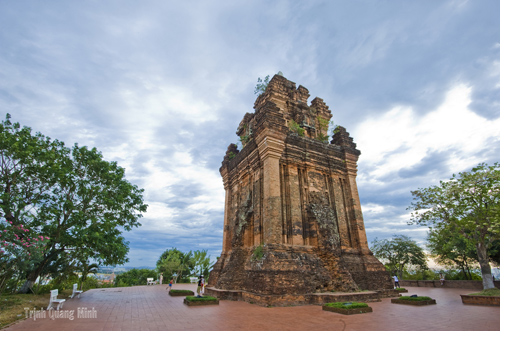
[[47, 289, 66, 310], [190, 277, 199, 284], [70, 283, 83, 299], [147, 278, 157, 285]]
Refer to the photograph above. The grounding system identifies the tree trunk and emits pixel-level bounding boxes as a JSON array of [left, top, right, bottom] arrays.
[[476, 242, 495, 290], [18, 271, 38, 294], [17, 250, 58, 294]]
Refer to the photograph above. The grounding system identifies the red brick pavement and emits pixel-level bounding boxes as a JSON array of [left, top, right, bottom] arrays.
[[2, 284, 500, 331]]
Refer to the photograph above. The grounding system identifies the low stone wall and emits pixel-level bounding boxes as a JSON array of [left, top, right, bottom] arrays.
[[460, 295, 500, 306], [399, 280, 500, 289], [205, 286, 398, 307]]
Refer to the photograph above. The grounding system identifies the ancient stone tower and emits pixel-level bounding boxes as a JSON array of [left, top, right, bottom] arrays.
[[208, 74, 392, 305]]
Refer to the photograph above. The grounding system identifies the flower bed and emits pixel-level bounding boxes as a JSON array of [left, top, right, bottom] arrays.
[[168, 289, 194, 297], [183, 296, 219, 306], [391, 296, 436, 306], [322, 302, 373, 315]]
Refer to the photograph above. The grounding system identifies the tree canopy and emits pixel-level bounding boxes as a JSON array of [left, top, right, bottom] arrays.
[[254, 75, 270, 95], [156, 248, 213, 283], [0, 114, 148, 292], [156, 248, 193, 283], [408, 162, 500, 290], [370, 235, 427, 279]]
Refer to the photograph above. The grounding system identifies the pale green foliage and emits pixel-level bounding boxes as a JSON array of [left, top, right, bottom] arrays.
[[408, 162, 500, 289], [315, 116, 333, 142], [288, 119, 305, 136], [370, 235, 427, 279], [254, 75, 270, 95], [191, 249, 213, 277], [156, 248, 193, 283]]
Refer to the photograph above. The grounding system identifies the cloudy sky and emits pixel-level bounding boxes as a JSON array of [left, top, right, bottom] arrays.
[[0, 0, 502, 268]]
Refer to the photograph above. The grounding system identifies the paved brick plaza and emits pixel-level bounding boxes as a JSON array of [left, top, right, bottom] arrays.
[[3, 284, 500, 331]]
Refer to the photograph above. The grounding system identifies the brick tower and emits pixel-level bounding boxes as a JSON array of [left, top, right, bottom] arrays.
[[207, 74, 393, 305]]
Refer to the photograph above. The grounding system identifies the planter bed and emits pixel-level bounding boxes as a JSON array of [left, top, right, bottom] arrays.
[[168, 289, 194, 297], [391, 296, 436, 306], [394, 288, 408, 293], [183, 296, 219, 306], [460, 295, 499, 306], [322, 302, 372, 315]]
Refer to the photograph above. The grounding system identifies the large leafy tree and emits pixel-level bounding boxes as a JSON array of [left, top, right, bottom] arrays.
[[115, 268, 158, 287], [426, 227, 478, 280], [408, 162, 500, 290], [370, 235, 428, 279], [156, 248, 193, 283], [1, 114, 148, 293], [191, 249, 213, 278]]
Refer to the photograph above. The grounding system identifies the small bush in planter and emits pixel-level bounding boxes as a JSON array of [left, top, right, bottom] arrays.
[[324, 302, 369, 309], [168, 289, 194, 296], [392, 295, 436, 306], [468, 288, 500, 297], [398, 296, 432, 301], [185, 296, 218, 302], [184, 295, 219, 306], [322, 301, 372, 314]]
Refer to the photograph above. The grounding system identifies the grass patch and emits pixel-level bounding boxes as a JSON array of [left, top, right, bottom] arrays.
[[0, 292, 60, 329], [469, 288, 500, 296], [398, 296, 433, 301], [169, 289, 194, 294], [323, 302, 369, 309], [184, 296, 218, 302]]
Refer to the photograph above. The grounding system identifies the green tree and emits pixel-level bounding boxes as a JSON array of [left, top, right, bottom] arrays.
[[191, 249, 213, 279], [156, 248, 193, 283], [254, 75, 270, 95], [370, 235, 428, 279], [315, 116, 334, 143], [115, 268, 158, 287], [78, 260, 99, 290], [408, 162, 500, 290], [0, 114, 148, 293], [426, 225, 478, 280]]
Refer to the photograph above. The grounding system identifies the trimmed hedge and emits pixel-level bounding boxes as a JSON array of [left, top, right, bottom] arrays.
[[398, 296, 433, 301], [168, 289, 194, 296], [323, 302, 369, 309], [185, 296, 218, 302]]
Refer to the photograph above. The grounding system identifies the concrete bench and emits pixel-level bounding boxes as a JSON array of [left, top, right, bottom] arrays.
[[190, 277, 199, 284], [70, 283, 83, 299], [47, 289, 66, 310], [147, 278, 157, 285]]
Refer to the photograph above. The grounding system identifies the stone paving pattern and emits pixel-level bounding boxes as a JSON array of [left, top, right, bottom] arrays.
[[3, 284, 500, 331]]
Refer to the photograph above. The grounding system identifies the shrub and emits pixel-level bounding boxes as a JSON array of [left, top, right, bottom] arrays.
[[469, 288, 500, 296], [324, 302, 369, 309], [170, 289, 194, 294], [398, 296, 433, 301], [288, 120, 305, 136], [251, 245, 264, 261], [114, 268, 158, 287], [185, 296, 218, 302]]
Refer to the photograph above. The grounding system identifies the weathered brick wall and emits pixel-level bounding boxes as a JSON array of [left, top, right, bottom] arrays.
[[210, 74, 393, 303], [400, 280, 500, 289]]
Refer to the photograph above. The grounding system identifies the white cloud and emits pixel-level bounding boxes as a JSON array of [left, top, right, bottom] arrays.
[[355, 84, 500, 184]]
